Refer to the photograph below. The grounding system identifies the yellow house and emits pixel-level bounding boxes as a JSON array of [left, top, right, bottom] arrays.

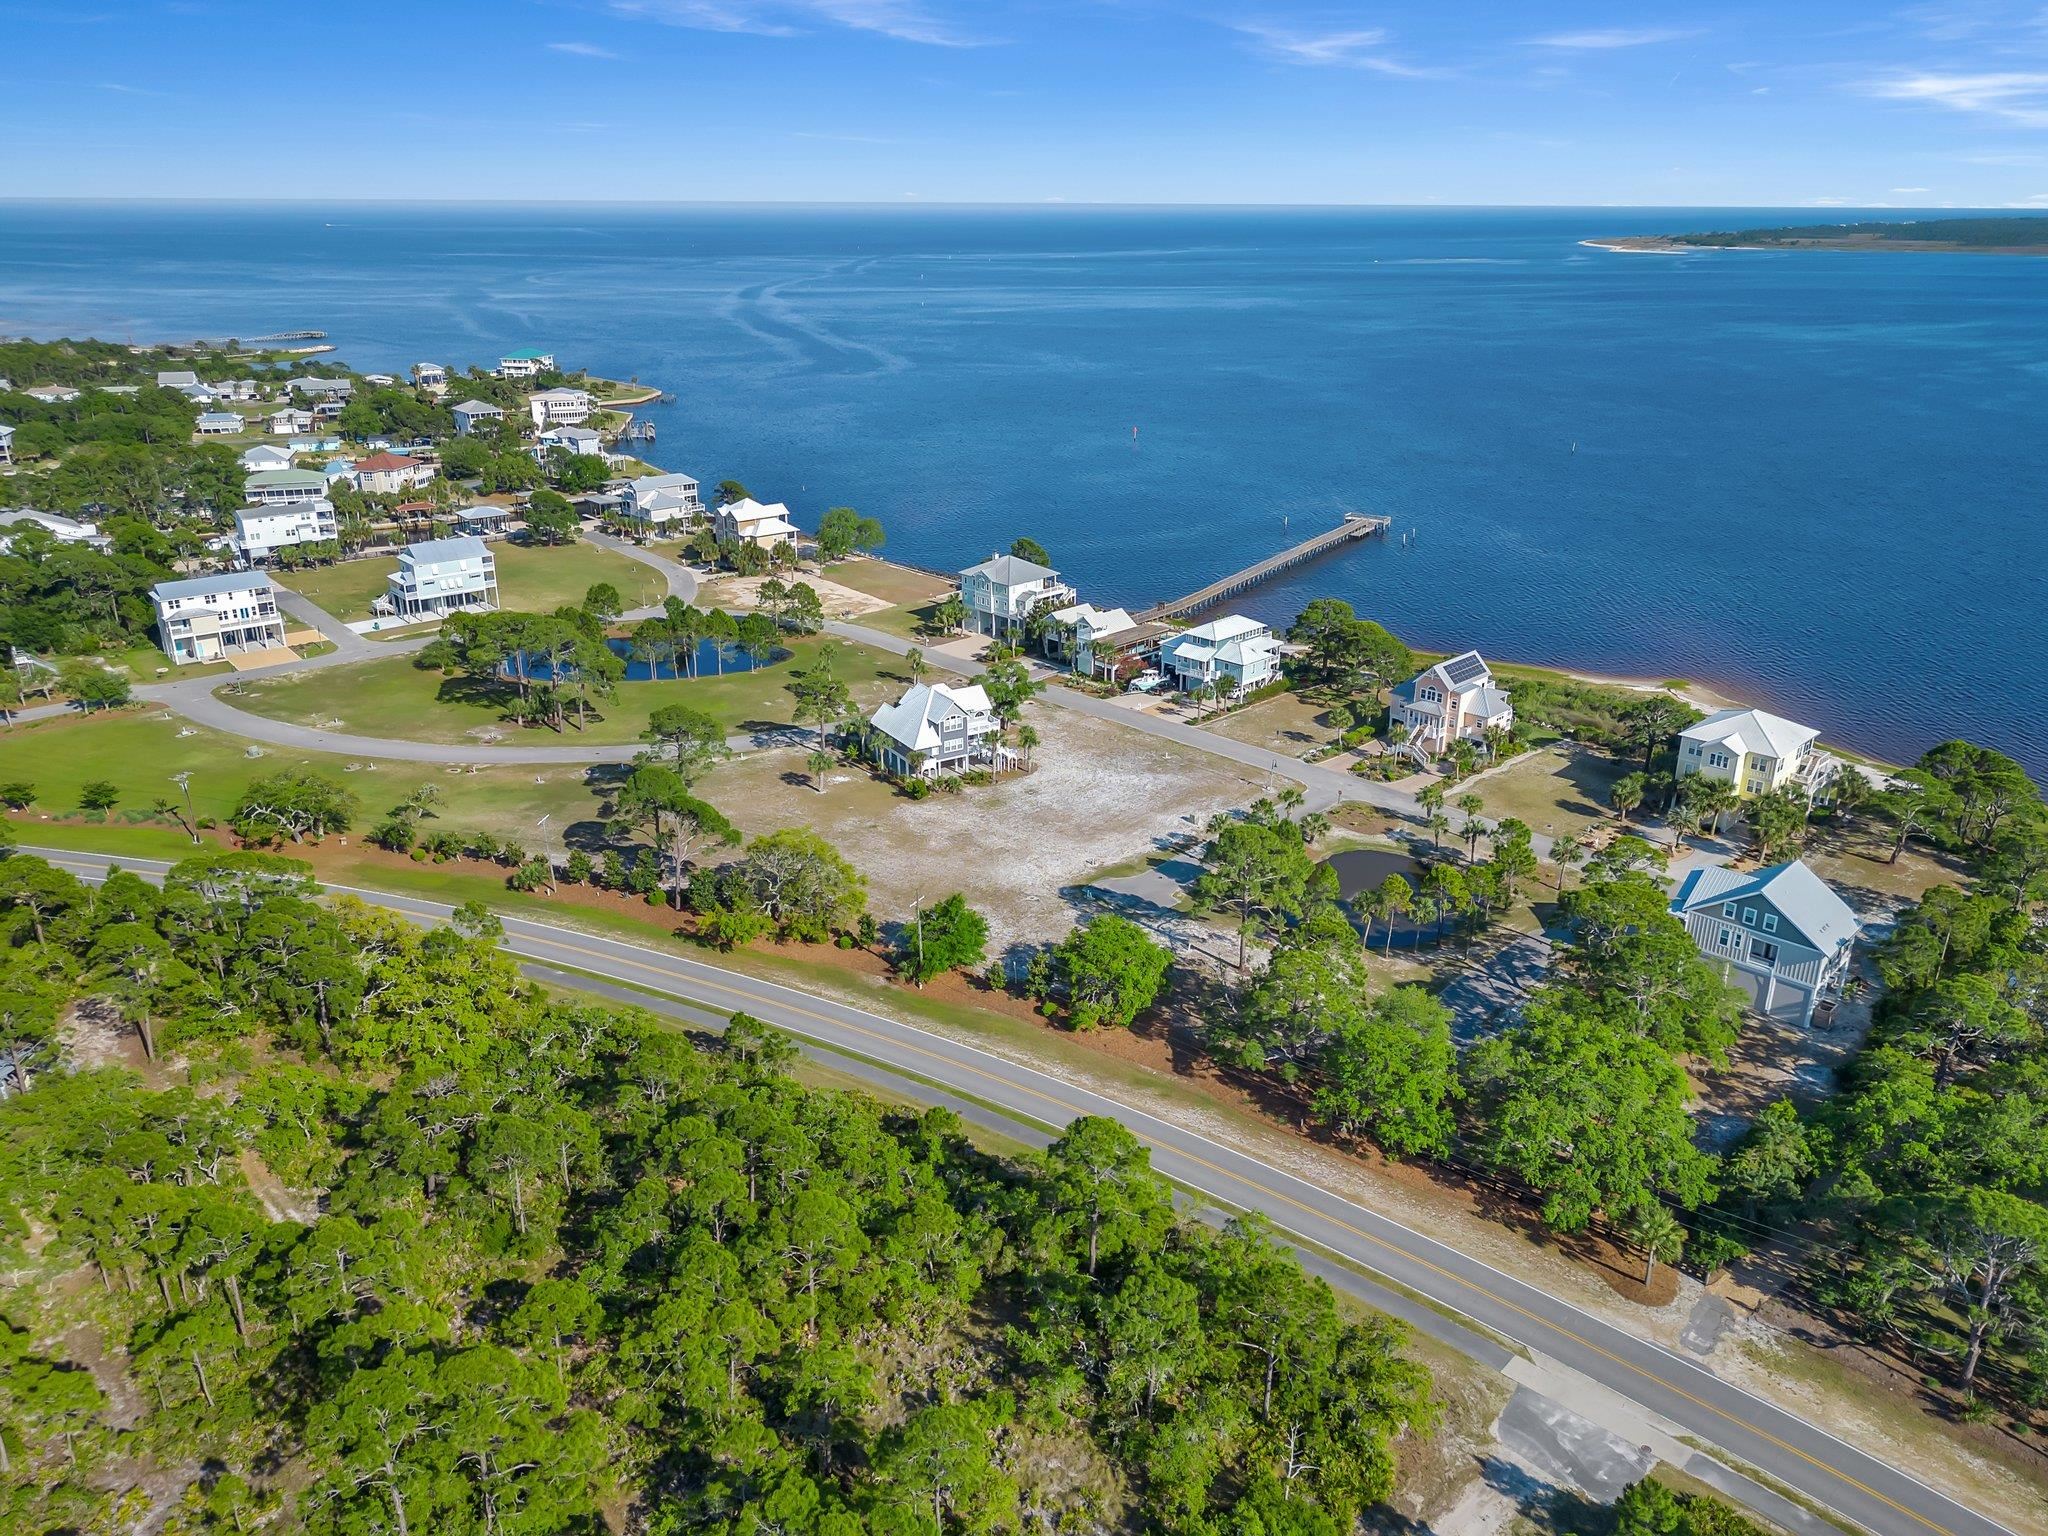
[[1676, 707, 1837, 800]]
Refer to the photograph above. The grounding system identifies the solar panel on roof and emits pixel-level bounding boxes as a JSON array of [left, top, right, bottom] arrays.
[[1441, 653, 1487, 686]]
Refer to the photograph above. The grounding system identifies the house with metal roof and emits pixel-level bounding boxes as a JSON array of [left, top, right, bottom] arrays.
[[234, 500, 338, 563], [267, 406, 315, 436], [529, 386, 593, 426], [536, 425, 604, 463], [23, 384, 80, 403], [412, 362, 448, 391], [711, 496, 800, 551], [0, 508, 112, 552], [868, 681, 1008, 779], [1159, 614, 1283, 696], [374, 534, 499, 620], [156, 370, 200, 390], [151, 571, 289, 665], [239, 443, 294, 473], [286, 376, 353, 402], [1389, 651, 1513, 757], [1670, 859, 1860, 1025], [195, 411, 244, 436], [451, 399, 505, 436], [497, 350, 556, 379], [246, 468, 332, 505], [1677, 707, 1838, 801], [958, 553, 1074, 640]]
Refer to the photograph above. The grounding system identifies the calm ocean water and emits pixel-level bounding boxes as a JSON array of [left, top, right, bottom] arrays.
[[2, 202, 2043, 772]]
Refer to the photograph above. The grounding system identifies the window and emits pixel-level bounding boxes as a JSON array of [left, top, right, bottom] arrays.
[[1721, 901, 1738, 918], [1751, 939, 1778, 965], [1708, 751, 1731, 769], [1718, 927, 1736, 948], [1762, 913, 1778, 934], [1741, 907, 1758, 927]]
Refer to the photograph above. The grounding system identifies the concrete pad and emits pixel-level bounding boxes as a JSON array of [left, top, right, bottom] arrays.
[[1496, 1386, 1659, 1505], [226, 645, 299, 671], [1681, 1294, 1735, 1357]]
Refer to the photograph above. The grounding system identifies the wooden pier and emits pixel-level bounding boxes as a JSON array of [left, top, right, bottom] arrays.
[[1135, 512, 1391, 623]]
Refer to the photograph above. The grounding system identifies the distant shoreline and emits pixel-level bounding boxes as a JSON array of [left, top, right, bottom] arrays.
[[1584, 230, 2048, 257]]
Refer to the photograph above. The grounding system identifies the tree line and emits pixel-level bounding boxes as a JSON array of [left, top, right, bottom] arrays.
[[0, 848, 1437, 1534]]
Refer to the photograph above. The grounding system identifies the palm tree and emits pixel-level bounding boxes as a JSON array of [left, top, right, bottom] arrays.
[[1426, 809, 1451, 855], [1015, 722, 1040, 768], [1375, 873, 1413, 954], [1628, 1203, 1687, 1287], [1610, 772, 1646, 824], [1550, 832, 1584, 892], [906, 646, 927, 684]]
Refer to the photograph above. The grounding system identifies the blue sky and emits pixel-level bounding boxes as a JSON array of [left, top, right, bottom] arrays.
[[8, 0, 2048, 205]]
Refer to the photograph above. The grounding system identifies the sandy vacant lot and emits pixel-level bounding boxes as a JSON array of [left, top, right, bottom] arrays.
[[701, 703, 1267, 953], [700, 571, 893, 622]]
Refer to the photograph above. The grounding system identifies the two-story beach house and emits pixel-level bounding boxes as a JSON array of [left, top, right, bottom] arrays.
[[497, 350, 556, 379], [245, 468, 332, 506], [352, 452, 434, 496], [152, 572, 289, 665], [1389, 651, 1514, 756], [1676, 707, 1838, 801], [712, 496, 801, 551], [233, 500, 338, 563], [213, 379, 260, 402], [156, 370, 199, 390], [195, 411, 243, 436], [412, 362, 448, 391], [24, 384, 81, 403], [1159, 614, 1283, 695], [287, 376, 353, 405], [374, 534, 500, 621], [536, 425, 604, 463], [868, 681, 1007, 779], [958, 553, 1073, 640], [529, 387, 593, 426], [612, 471, 705, 533], [267, 406, 314, 436], [1670, 860, 1860, 1025], [1043, 602, 1136, 676], [0, 424, 14, 466], [239, 443, 294, 473], [450, 399, 506, 436]]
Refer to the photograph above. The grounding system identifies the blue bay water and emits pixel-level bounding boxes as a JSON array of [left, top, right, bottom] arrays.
[[2, 202, 2043, 773]]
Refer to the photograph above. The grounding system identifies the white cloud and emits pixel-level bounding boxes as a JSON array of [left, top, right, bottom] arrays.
[[605, 0, 989, 47], [548, 40, 620, 57], [1228, 22, 1434, 75], [1861, 71, 2048, 127], [1526, 28, 1701, 49]]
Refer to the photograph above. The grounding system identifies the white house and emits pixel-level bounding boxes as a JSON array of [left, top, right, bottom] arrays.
[[450, 399, 505, 436], [156, 370, 199, 390], [868, 681, 1007, 779], [0, 508, 112, 552], [958, 553, 1073, 640], [234, 499, 338, 563], [610, 471, 704, 533], [412, 362, 448, 391], [1677, 707, 1838, 801], [375, 534, 499, 620], [497, 350, 555, 378], [1388, 651, 1514, 756], [1159, 614, 1283, 696], [179, 382, 219, 406], [267, 406, 315, 436], [0, 423, 13, 466], [529, 387, 593, 426], [535, 425, 604, 462], [195, 411, 244, 436], [245, 468, 332, 505], [1043, 602, 1138, 676], [212, 378, 260, 402], [1670, 860, 1860, 1025], [23, 384, 80, 403], [712, 496, 800, 550], [352, 452, 434, 495], [239, 443, 294, 473], [151, 571, 288, 665]]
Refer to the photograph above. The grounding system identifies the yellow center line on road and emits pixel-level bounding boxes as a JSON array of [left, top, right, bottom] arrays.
[[518, 928, 1951, 1536]]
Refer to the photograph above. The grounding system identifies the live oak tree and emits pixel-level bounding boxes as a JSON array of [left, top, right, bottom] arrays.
[[1045, 912, 1173, 1031], [896, 893, 988, 985]]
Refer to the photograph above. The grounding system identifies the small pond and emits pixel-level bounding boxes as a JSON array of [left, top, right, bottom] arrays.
[[510, 636, 785, 683], [1324, 847, 1424, 901]]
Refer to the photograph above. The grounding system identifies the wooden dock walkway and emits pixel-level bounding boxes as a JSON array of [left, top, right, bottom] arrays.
[[1134, 513, 1391, 623]]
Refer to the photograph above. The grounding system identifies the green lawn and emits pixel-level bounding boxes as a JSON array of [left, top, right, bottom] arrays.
[[279, 540, 667, 626], [0, 712, 609, 845], [222, 633, 912, 746]]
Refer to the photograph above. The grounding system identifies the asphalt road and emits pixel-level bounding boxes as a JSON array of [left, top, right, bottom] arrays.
[[23, 845, 2014, 1536]]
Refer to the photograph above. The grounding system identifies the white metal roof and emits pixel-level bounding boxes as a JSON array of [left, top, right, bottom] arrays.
[[1680, 707, 1819, 760]]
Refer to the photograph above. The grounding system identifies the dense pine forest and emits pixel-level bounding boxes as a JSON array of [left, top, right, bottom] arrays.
[[0, 850, 1436, 1535]]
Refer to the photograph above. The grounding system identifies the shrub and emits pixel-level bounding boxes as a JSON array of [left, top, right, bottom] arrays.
[[371, 817, 417, 853], [0, 782, 35, 811]]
